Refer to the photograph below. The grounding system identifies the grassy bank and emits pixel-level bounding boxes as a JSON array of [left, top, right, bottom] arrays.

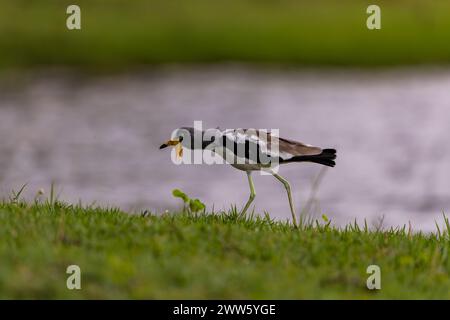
[[0, 201, 449, 299], [1, 1, 450, 70]]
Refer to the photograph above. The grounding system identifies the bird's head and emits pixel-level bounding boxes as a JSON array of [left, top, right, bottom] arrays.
[[159, 126, 220, 157], [159, 127, 203, 159]]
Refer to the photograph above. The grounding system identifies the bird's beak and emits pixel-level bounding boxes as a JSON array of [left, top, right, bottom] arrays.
[[159, 139, 183, 158], [159, 139, 180, 149]]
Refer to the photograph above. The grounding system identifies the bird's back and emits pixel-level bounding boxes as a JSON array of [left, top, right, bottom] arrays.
[[214, 129, 335, 169]]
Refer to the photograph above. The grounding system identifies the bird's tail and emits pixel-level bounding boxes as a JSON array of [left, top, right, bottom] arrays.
[[282, 149, 337, 167]]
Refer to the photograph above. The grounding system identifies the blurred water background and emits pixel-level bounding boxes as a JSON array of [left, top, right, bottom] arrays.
[[1, 1, 450, 230], [1, 67, 449, 231]]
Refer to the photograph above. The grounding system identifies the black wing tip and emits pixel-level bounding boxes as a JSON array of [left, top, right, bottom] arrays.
[[322, 148, 337, 154], [324, 160, 336, 167], [315, 158, 336, 167], [310, 148, 337, 167], [321, 148, 337, 161]]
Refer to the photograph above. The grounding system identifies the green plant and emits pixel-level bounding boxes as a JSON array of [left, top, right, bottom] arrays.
[[172, 189, 206, 214]]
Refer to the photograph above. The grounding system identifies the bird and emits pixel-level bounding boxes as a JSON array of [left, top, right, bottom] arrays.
[[160, 127, 336, 227]]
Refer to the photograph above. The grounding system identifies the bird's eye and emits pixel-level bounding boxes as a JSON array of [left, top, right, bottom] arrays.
[[179, 136, 184, 142]]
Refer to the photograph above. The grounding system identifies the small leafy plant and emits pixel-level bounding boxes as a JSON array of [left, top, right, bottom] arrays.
[[172, 189, 206, 214]]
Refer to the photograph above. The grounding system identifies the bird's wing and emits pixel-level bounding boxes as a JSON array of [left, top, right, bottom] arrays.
[[277, 136, 322, 157], [221, 129, 322, 161], [249, 130, 322, 159]]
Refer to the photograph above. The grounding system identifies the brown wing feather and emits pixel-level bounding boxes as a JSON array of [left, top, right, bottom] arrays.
[[278, 137, 322, 156], [250, 129, 322, 157]]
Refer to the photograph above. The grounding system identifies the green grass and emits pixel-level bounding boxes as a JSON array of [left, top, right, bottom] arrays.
[[0, 199, 449, 299], [1, 0, 450, 70]]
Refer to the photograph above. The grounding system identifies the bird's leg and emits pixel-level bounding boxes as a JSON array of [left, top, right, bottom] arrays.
[[241, 171, 256, 215], [273, 173, 298, 228]]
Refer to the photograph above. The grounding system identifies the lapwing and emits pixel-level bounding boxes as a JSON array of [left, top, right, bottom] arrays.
[[160, 127, 336, 227]]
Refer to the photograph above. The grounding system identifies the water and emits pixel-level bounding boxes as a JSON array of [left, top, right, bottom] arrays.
[[1, 67, 449, 231]]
